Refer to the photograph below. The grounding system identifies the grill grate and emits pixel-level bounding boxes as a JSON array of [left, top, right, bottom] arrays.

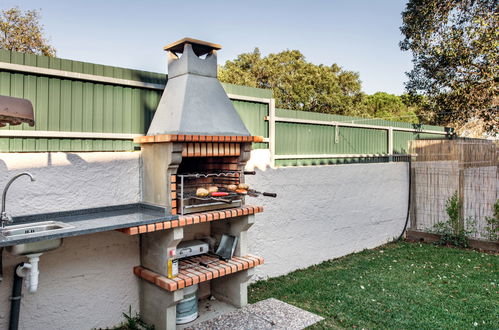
[[176, 171, 244, 215]]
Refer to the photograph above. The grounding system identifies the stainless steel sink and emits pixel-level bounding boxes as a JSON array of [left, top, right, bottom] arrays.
[[1, 221, 74, 255], [7, 239, 63, 255], [1, 221, 73, 238]]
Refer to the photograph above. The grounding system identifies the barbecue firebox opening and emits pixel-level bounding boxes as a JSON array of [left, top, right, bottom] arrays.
[[177, 156, 240, 173], [175, 156, 245, 215]]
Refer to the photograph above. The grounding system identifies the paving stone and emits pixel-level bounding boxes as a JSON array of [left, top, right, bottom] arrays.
[[184, 298, 324, 330]]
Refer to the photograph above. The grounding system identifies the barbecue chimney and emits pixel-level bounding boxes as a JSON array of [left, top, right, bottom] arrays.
[[147, 38, 250, 137]]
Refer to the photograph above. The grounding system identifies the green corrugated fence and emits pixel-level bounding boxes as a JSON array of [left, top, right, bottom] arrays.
[[0, 49, 164, 152], [0, 49, 448, 166], [272, 108, 446, 166]]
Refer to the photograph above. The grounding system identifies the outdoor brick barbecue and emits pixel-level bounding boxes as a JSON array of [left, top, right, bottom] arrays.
[[130, 38, 266, 329]]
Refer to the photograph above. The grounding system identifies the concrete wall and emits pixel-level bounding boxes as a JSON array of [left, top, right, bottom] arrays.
[[0, 151, 409, 329], [0, 232, 140, 330], [246, 162, 409, 279], [0, 152, 141, 330], [0, 152, 141, 216]]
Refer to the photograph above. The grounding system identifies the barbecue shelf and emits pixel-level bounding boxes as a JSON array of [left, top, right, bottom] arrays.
[[133, 254, 264, 292], [117, 205, 263, 235]]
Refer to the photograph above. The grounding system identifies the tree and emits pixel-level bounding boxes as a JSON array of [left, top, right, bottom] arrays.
[[358, 92, 419, 123], [0, 7, 55, 56], [219, 48, 424, 124], [218, 48, 363, 115], [400, 0, 498, 133]]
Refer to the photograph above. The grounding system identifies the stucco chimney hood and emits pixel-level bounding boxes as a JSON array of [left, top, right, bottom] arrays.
[[147, 38, 250, 137]]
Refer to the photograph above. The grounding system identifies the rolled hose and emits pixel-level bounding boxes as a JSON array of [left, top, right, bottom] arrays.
[[397, 156, 412, 241]]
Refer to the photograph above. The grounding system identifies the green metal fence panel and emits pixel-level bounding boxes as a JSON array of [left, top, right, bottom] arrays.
[[0, 51, 271, 152], [222, 83, 271, 149], [222, 83, 273, 99], [275, 108, 445, 132], [231, 99, 269, 149], [273, 108, 445, 166], [0, 49, 166, 152], [275, 108, 387, 156], [275, 123, 387, 154], [275, 156, 391, 167], [392, 131, 443, 154]]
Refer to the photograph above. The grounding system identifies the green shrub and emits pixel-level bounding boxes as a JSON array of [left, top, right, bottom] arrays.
[[431, 191, 476, 248], [484, 199, 499, 241]]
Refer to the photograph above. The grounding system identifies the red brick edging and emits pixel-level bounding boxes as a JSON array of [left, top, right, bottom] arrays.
[[134, 134, 264, 144], [134, 254, 264, 292], [117, 205, 263, 235]]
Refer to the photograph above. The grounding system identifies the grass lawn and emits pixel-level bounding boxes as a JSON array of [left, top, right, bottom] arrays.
[[248, 242, 498, 329]]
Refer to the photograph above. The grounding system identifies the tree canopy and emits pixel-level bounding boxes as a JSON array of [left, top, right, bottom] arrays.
[[219, 48, 422, 124], [0, 7, 56, 57], [358, 92, 420, 123], [400, 0, 498, 133], [219, 48, 363, 115]]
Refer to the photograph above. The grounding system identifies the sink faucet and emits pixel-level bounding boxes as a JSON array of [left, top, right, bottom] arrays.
[[1, 172, 35, 229]]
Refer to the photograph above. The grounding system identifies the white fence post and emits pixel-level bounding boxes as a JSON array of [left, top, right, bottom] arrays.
[[388, 127, 394, 162], [269, 98, 276, 167]]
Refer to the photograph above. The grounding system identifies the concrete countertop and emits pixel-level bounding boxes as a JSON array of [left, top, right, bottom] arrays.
[[0, 203, 176, 247]]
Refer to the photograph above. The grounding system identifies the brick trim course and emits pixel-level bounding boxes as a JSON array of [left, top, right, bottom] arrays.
[[117, 205, 263, 235], [134, 134, 264, 144], [133, 254, 264, 292]]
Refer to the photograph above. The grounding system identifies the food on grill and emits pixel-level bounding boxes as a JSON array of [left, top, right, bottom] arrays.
[[237, 183, 249, 190], [208, 186, 218, 193], [235, 189, 248, 195], [227, 184, 238, 191], [211, 192, 229, 197], [196, 188, 209, 197]]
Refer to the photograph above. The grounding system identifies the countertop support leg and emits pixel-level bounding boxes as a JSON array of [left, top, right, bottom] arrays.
[[140, 280, 184, 330]]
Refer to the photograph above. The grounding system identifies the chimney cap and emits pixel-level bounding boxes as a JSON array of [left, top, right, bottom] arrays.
[[164, 38, 221, 57]]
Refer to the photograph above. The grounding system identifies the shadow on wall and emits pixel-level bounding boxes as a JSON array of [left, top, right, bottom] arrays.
[[65, 153, 87, 167], [0, 151, 141, 216]]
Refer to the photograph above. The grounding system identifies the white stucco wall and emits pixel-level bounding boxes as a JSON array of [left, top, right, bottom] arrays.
[[0, 152, 141, 330], [0, 152, 141, 216], [0, 151, 409, 329], [246, 162, 409, 279], [0, 232, 140, 330]]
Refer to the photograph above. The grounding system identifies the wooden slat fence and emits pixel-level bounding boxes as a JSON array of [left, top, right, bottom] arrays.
[[409, 139, 498, 239]]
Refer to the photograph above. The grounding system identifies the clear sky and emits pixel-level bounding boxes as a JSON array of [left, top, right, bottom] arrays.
[[4, 0, 413, 95]]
